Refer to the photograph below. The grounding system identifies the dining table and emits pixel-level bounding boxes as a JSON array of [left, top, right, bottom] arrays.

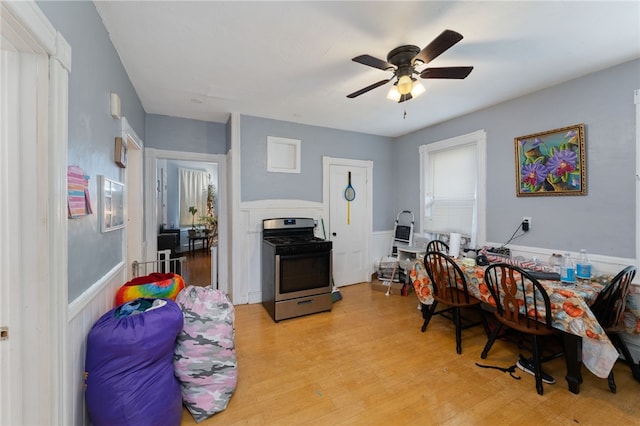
[[409, 257, 619, 394]]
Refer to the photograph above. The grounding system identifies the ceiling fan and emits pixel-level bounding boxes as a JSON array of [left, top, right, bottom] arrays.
[[347, 29, 473, 103]]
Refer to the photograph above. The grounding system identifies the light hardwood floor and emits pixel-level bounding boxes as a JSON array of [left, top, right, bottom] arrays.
[[181, 281, 640, 425], [178, 249, 212, 287]]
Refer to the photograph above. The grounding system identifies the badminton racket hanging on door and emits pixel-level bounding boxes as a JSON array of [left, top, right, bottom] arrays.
[[344, 171, 356, 224]]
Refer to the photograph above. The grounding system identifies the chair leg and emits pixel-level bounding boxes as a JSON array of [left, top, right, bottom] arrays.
[[481, 323, 503, 359], [532, 335, 544, 395], [607, 371, 617, 393], [609, 333, 640, 382], [478, 306, 491, 337], [454, 307, 462, 354], [421, 302, 438, 332]]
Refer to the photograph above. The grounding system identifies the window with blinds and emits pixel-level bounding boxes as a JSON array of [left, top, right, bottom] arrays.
[[420, 130, 486, 248]]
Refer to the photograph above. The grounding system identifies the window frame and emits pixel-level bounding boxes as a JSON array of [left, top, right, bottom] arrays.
[[419, 130, 487, 248]]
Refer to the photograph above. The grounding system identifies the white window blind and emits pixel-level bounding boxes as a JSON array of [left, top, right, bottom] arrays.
[[420, 130, 486, 247], [179, 168, 209, 227]]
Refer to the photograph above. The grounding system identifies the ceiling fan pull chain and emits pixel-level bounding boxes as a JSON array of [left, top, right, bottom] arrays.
[[403, 103, 407, 119]]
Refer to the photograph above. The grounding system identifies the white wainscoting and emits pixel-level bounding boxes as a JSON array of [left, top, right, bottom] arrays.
[[237, 200, 325, 305], [67, 262, 126, 426], [372, 230, 394, 267]]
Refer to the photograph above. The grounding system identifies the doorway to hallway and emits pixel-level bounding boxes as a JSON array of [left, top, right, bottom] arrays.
[[144, 148, 227, 291]]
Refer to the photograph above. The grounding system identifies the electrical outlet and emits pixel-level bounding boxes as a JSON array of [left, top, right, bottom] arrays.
[[522, 216, 531, 232]]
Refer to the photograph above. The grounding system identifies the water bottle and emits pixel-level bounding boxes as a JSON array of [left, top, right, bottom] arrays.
[[560, 252, 576, 284], [576, 249, 592, 280]]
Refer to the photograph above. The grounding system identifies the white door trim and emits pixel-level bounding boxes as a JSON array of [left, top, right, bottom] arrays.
[[144, 148, 228, 293], [322, 156, 373, 280], [0, 1, 70, 425], [635, 89, 639, 271], [123, 117, 145, 278]]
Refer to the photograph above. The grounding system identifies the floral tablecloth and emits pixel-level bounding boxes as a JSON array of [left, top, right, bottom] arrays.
[[624, 295, 640, 335], [410, 259, 619, 378], [479, 248, 640, 336]]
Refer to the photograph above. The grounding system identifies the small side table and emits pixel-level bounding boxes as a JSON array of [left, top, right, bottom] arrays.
[[188, 233, 209, 255]]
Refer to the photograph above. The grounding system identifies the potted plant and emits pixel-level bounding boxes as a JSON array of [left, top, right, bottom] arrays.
[[188, 206, 198, 236], [200, 214, 218, 238], [206, 184, 215, 217]]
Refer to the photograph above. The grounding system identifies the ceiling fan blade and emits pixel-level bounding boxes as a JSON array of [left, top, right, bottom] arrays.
[[414, 29, 464, 65], [352, 54, 394, 71], [347, 79, 391, 98], [420, 66, 473, 79]]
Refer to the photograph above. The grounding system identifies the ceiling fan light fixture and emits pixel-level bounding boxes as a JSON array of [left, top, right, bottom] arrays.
[[411, 81, 426, 98], [386, 85, 401, 102], [397, 75, 413, 95]]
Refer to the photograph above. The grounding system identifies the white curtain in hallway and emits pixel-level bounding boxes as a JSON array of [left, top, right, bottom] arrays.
[[179, 168, 209, 227]]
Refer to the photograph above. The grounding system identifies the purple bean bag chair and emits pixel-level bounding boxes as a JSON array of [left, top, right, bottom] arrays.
[[85, 298, 184, 426]]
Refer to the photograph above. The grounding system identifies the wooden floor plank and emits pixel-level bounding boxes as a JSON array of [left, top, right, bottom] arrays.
[[180, 281, 640, 425]]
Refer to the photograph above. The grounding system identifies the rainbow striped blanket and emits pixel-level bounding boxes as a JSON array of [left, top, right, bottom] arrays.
[[115, 272, 185, 306]]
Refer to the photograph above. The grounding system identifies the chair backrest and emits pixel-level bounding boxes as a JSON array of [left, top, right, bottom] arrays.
[[423, 250, 473, 305], [483, 263, 553, 332], [426, 240, 449, 254], [591, 266, 636, 329]]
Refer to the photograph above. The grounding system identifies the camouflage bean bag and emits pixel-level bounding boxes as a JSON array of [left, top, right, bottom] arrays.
[[174, 286, 237, 422]]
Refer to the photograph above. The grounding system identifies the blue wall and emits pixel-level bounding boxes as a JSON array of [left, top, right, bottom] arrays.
[[146, 114, 227, 154], [239, 115, 395, 231], [38, 1, 146, 301], [394, 59, 640, 258], [36, 0, 640, 302]]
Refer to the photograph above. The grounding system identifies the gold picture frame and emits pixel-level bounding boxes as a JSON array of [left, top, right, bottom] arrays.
[[514, 124, 586, 197]]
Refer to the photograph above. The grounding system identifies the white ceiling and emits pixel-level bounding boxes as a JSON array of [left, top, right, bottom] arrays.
[[94, 1, 640, 138]]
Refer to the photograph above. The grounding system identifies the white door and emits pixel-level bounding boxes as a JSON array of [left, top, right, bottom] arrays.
[[1, 4, 70, 424], [1, 40, 53, 426], [125, 129, 144, 277], [326, 159, 372, 286], [0, 42, 23, 426]]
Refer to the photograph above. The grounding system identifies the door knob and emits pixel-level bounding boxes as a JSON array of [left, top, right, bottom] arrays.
[[332, 232, 337, 236]]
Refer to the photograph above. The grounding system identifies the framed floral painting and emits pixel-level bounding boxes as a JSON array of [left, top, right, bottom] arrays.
[[514, 124, 586, 197]]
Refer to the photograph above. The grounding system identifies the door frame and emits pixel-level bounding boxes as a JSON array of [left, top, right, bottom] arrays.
[[0, 2, 70, 424], [144, 148, 228, 293], [635, 89, 639, 273], [123, 117, 144, 279], [322, 156, 373, 283]]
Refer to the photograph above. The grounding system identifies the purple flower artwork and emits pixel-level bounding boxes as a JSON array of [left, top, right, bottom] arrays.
[[515, 124, 586, 196]]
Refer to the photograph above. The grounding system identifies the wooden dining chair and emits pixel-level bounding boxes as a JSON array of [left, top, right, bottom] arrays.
[[426, 239, 449, 254], [590, 265, 639, 393], [422, 251, 489, 354], [481, 263, 559, 395]]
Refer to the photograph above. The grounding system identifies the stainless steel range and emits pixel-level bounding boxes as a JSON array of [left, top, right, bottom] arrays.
[[261, 218, 333, 322]]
